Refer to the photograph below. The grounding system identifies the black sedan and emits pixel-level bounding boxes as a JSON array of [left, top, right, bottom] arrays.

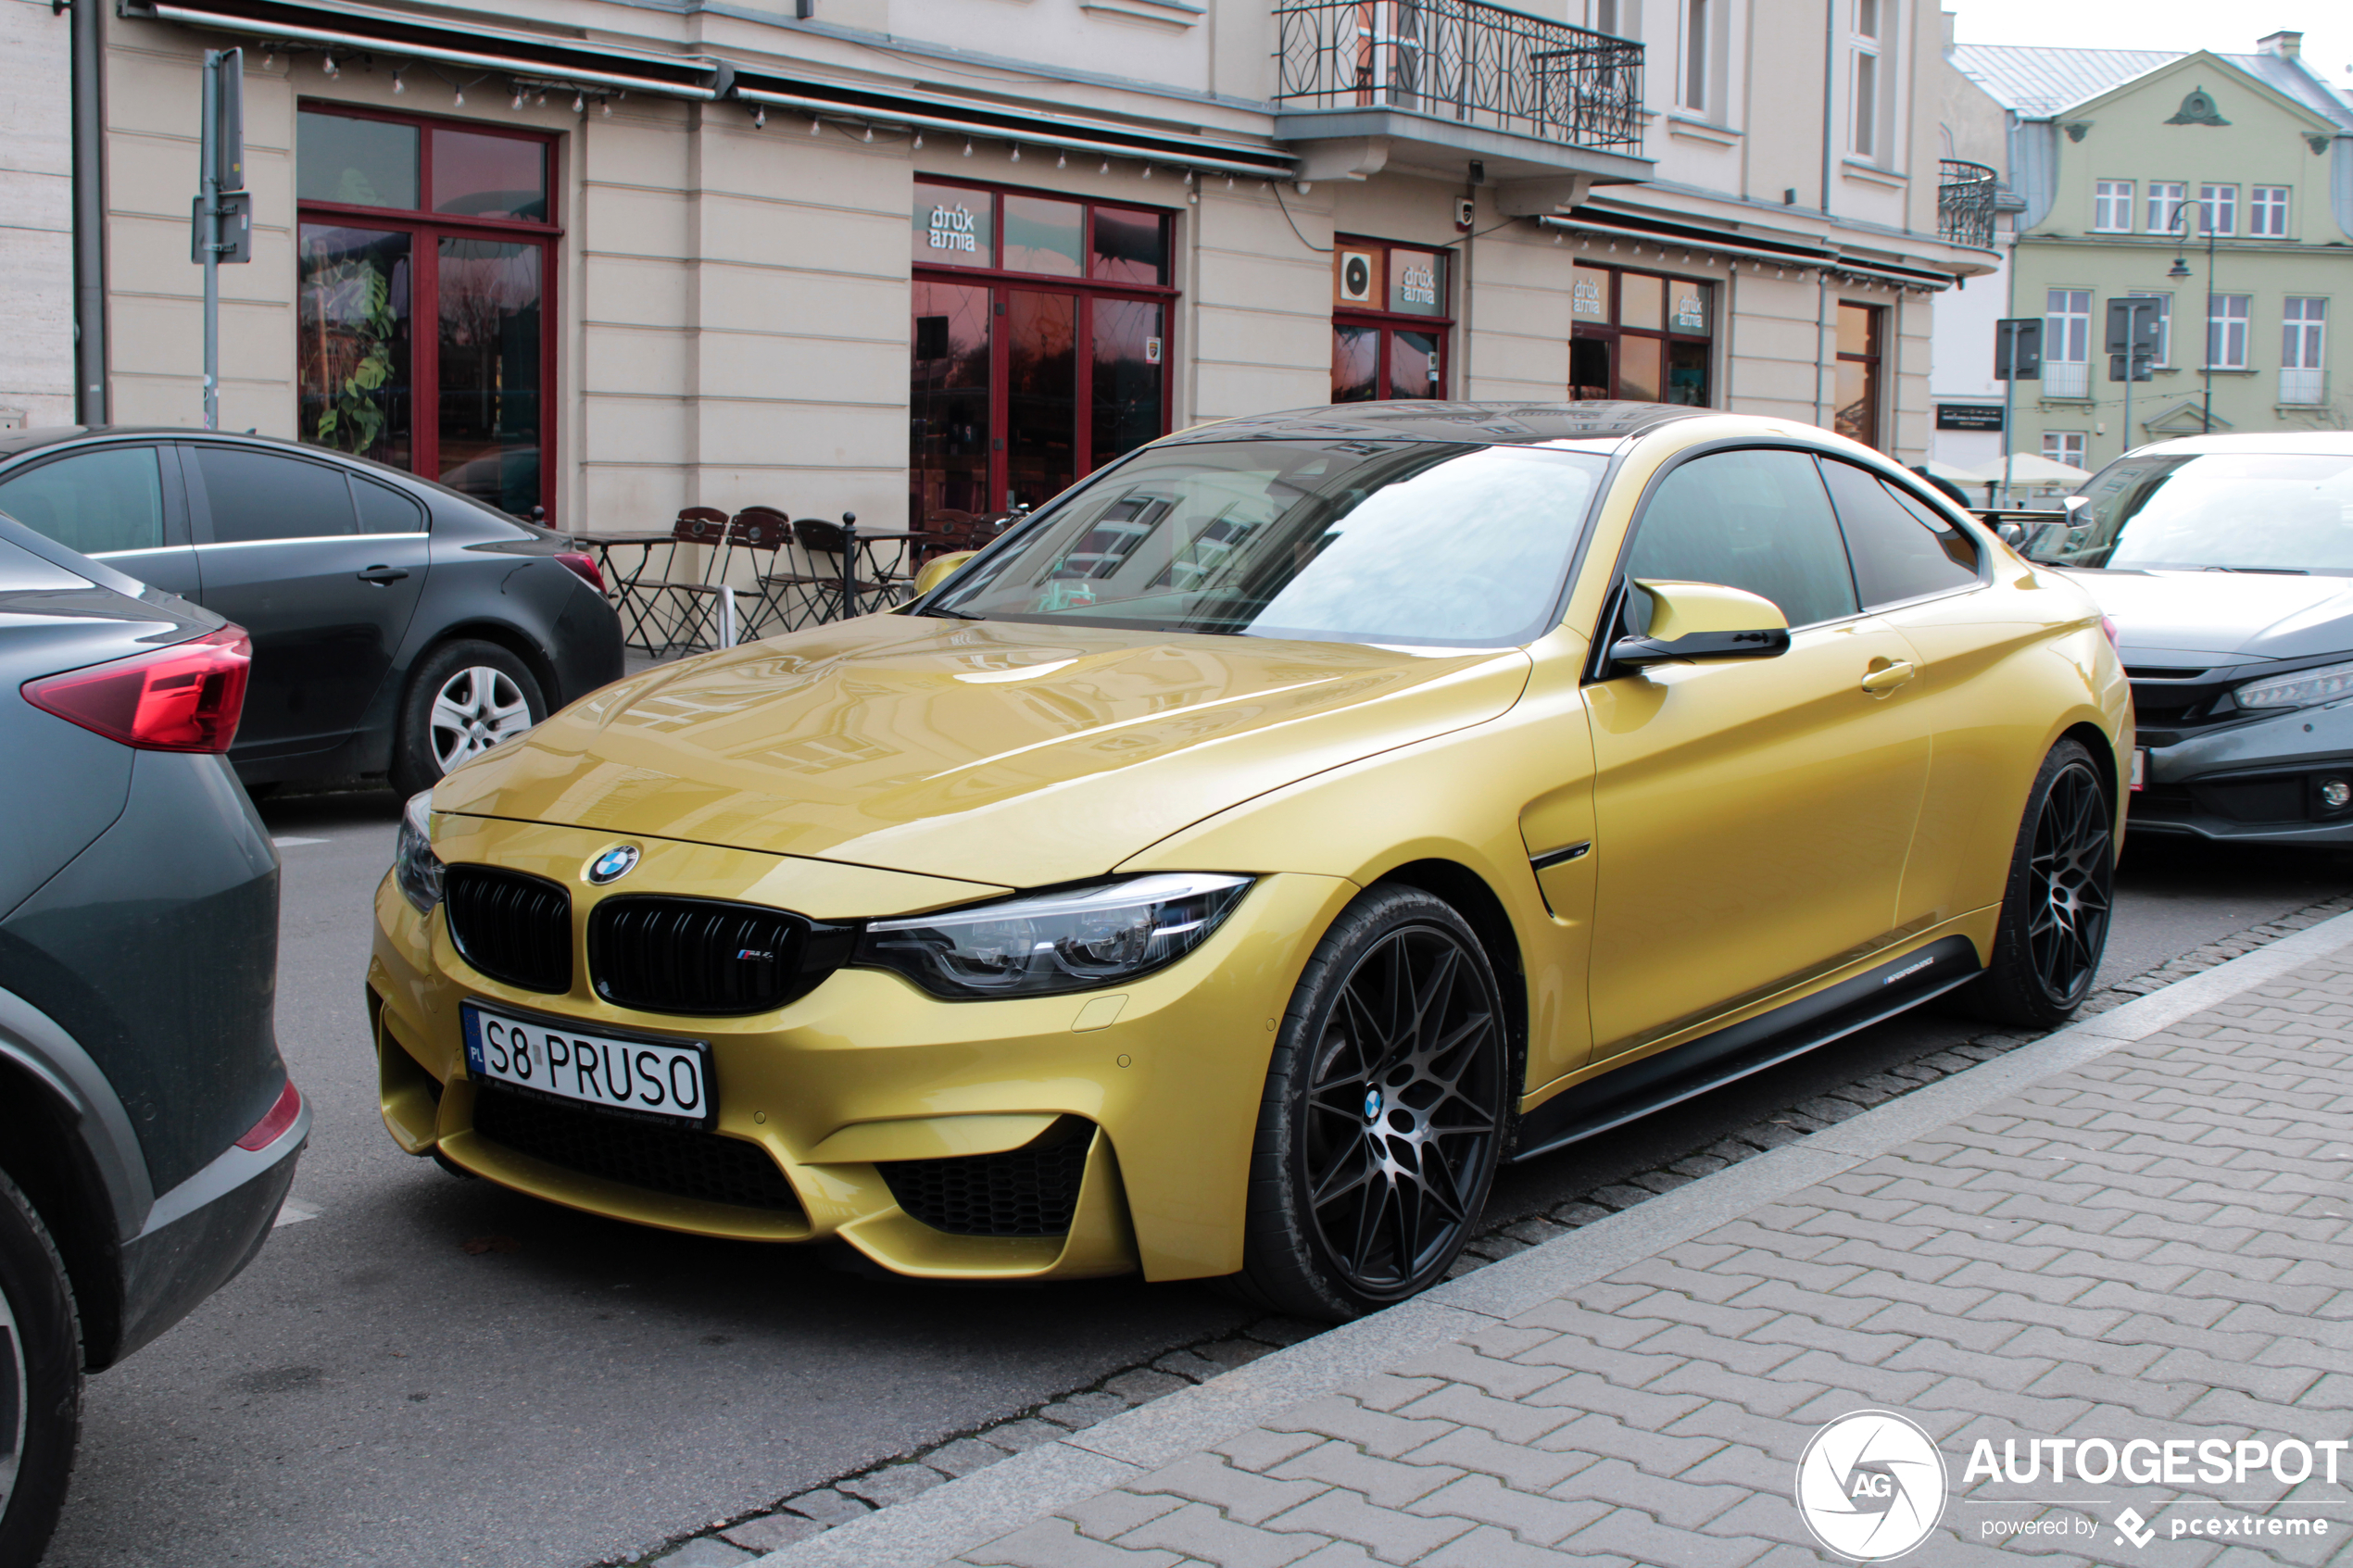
[[0, 429, 623, 794], [0, 512, 308, 1563]]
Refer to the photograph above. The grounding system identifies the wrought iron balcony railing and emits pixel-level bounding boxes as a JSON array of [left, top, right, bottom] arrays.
[[1938, 158, 1998, 250], [1275, 0, 1643, 154]]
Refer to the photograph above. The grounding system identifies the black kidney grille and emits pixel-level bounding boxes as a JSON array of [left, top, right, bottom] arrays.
[[590, 897, 843, 1015], [879, 1119, 1093, 1237], [444, 865, 573, 994], [472, 1085, 802, 1214]]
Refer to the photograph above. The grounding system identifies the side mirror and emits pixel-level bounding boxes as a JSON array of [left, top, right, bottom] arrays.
[[1609, 580, 1791, 669], [2062, 495, 2089, 516], [911, 550, 977, 598], [1995, 521, 2026, 546]]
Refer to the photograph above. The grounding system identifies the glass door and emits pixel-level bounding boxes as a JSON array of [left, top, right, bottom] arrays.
[[435, 236, 544, 519], [911, 280, 993, 521], [1005, 289, 1078, 511]]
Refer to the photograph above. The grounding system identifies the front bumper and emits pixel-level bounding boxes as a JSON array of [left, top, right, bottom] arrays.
[[2131, 698, 2353, 846], [369, 816, 1352, 1283]]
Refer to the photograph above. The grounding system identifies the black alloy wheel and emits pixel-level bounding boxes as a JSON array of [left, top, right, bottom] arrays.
[[0, 1174, 81, 1568], [2026, 757, 2114, 1003], [1227, 887, 1512, 1321], [1968, 737, 2116, 1029]]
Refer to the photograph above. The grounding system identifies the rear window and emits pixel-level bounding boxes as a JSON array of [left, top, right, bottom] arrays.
[[195, 447, 359, 543], [2024, 451, 2353, 573]]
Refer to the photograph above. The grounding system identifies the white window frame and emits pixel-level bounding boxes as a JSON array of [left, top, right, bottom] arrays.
[[2251, 185, 2289, 238], [2094, 180, 2134, 232], [2046, 288, 2092, 363], [2207, 294, 2250, 370], [2125, 291, 2173, 367], [2284, 297, 2327, 370], [2147, 182, 2186, 235], [2198, 182, 2237, 237], [1680, 0, 1710, 113], [2042, 432, 2086, 469], [1849, 0, 1882, 160]]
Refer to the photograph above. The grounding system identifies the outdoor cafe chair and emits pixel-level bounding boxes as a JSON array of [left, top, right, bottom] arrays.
[[726, 506, 800, 638], [628, 508, 740, 655], [773, 513, 916, 625]]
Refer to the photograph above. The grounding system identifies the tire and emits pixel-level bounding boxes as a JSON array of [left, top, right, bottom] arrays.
[[1964, 737, 2116, 1030], [0, 1174, 82, 1568], [1223, 886, 1513, 1322], [389, 640, 547, 797]]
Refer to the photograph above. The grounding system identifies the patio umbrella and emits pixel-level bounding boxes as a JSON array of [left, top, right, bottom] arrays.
[[1917, 458, 1979, 483], [1963, 453, 2093, 488]]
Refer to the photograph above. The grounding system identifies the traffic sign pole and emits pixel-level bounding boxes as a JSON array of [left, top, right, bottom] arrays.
[[199, 54, 219, 430]]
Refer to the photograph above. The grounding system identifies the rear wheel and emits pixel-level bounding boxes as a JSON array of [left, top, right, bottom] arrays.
[[1225, 887, 1511, 1322], [1966, 738, 2115, 1029], [0, 1174, 81, 1568], [389, 640, 546, 797]]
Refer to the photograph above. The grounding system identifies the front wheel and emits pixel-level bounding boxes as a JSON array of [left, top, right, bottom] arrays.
[[0, 1174, 82, 1568], [1225, 887, 1512, 1322], [1966, 737, 2116, 1029], [389, 640, 547, 797]]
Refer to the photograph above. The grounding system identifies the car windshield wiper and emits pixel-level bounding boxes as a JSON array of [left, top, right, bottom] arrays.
[[2201, 565, 2310, 574], [918, 604, 986, 619]]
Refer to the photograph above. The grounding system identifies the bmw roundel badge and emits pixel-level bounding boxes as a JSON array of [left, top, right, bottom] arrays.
[[587, 845, 641, 884]]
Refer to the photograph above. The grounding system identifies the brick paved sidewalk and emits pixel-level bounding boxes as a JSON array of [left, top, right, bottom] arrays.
[[755, 920, 2353, 1568]]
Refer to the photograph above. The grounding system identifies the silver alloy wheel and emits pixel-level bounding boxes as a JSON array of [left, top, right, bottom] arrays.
[[0, 1280, 21, 1521], [427, 665, 535, 774]]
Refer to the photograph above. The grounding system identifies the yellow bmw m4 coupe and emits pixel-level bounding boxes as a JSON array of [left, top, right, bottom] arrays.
[[369, 403, 2129, 1320]]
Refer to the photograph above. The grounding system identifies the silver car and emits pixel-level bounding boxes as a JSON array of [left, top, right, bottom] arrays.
[[2020, 431, 2353, 847]]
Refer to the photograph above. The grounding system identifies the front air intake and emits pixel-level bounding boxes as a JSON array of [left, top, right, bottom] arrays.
[[587, 896, 850, 1016], [443, 865, 573, 994], [879, 1118, 1094, 1236]]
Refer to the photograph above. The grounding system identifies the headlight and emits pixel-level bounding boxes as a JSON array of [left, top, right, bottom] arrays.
[[394, 788, 445, 914], [2234, 659, 2353, 711], [854, 873, 1252, 999]]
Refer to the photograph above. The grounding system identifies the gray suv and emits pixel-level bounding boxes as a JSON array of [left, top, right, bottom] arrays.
[[2022, 432, 2353, 847], [0, 512, 307, 1565]]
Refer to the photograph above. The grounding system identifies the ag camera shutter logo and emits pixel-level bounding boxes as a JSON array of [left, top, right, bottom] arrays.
[[1795, 1411, 1949, 1561], [1338, 250, 1375, 303]]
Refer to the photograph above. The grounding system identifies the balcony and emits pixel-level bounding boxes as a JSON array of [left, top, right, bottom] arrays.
[[2044, 360, 2091, 399], [2282, 367, 2327, 406], [1272, 0, 1651, 208], [1938, 159, 1998, 250]]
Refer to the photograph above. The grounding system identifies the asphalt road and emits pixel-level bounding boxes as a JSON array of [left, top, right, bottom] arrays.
[[41, 797, 2350, 1568]]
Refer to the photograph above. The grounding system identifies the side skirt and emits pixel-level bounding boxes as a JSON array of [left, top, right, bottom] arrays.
[[1512, 935, 1982, 1163]]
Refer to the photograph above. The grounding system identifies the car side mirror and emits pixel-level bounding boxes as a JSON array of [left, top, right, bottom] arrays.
[[912, 550, 977, 598], [2062, 495, 2088, 516], [1608, 580, 1791, 669], [1995, 521, 2026, 546]]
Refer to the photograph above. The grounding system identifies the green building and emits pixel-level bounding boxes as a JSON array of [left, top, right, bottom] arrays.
[[1944, 35, 2351, 477]]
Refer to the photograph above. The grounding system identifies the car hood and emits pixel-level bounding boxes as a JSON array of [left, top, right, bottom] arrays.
[[434, 615, 1532, 886], [2055, 568, 2353, 664]]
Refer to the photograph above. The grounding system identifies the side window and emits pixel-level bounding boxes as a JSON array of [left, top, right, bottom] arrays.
[[1819, 459, 1982, 608], [193, 446, 357, 543], [1622, 448, 1858, 630], [0, 446, 168, 557], [354, 474, 427, 534]]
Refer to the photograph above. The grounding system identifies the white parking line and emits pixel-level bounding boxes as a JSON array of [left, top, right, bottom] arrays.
[[273, 1198, 321, 1228], [271, 836, 328, 847]]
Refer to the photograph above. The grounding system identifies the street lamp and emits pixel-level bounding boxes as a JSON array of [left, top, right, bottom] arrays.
[[2163, 199, 2220, 433]]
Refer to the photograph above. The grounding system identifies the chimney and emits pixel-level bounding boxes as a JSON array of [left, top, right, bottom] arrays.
[[2259, 31, 2302, 57]]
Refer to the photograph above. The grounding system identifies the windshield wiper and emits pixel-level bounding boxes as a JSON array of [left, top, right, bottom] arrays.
[[2202, 566, 2310, 575], [918, 604, 986, 619]]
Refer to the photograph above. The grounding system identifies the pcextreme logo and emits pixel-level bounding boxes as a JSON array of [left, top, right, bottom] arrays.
[[1795, 1411, 1949, 1561]]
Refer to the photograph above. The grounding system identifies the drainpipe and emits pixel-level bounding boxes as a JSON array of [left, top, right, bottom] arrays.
[[71, 0, 109, 425]]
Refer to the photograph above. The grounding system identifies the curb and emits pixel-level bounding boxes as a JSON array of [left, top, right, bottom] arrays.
[[750, 906, 2353, 1568]]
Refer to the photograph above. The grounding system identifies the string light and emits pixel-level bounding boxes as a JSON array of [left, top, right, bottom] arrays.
[[750, 105, 764, 127], [1056, 151, 1065, 169], [321, 52, 338, 78], [963, 140, 973, 157], [862, 125, 874, 142], [1009, 144, 1020, 162], [262, 50, 275, 70], [511, 89, 524, 109], [601, 100, 611, 117], [1101, 158, 1111, 173], [453, 86, 464, 106], [1141, 164, 1152, 179], [1225, 174, 1233, 189], [392, 69, 405, 94], [912, 132, 923, 148], [1182, 169, 1193, 185]]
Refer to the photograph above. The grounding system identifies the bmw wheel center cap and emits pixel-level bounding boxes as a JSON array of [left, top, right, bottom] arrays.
[[1364, 1086, 1383, 1123], [588, 845, 641, 884]]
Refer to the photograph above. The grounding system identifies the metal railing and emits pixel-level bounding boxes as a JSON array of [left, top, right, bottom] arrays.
[[1937, 158, 1998, 249], [1274, 0, 1643, 153], [2281, 367, 2327, 407], [2043, 360, 2091, 399]]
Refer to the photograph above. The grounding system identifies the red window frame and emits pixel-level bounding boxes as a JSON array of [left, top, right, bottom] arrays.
[[911, 177, 1179, 514], [295, 101, 562, 522], [1567, 263, 1715, 405], [1331, 234, 1454, 401]]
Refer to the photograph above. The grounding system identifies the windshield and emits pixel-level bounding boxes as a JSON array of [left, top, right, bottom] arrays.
[[923, 439, 1606, 646], [2021, 451, 2353, 573]]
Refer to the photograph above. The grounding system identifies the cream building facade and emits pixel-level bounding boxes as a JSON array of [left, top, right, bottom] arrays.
[[39, 0, 1997, 532]]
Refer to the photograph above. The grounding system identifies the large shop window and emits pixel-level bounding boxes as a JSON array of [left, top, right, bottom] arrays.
[[296, 107, 557, 521], [1834, 302, 1885, 450], [1331, 238, 1452, 402], [911, 182, 1175, 523], [1568, 266, 1713, 405]]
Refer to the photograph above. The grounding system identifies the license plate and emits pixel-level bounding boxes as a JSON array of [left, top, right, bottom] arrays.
[[2131, 748, 2146, 792], [461, 1003, 712, 1126]]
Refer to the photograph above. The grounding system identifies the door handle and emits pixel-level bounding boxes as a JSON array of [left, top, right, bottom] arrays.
[[1861, 659, 1917, 695], [357, 564, 410, 585]]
